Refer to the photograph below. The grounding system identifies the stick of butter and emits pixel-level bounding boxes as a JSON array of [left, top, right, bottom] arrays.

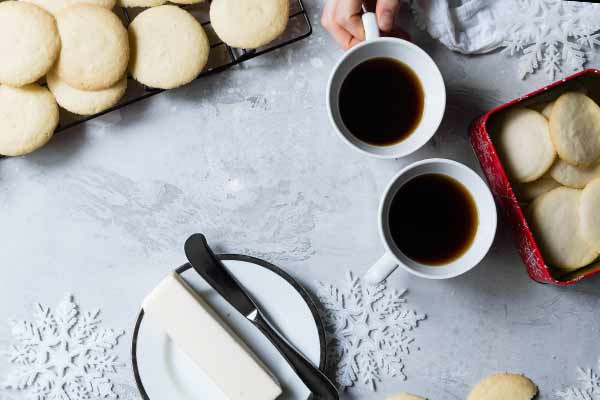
[[143, 272, 282, 400]]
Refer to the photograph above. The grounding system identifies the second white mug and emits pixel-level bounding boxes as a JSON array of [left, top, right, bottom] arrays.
[[364, 158, 498, 284]]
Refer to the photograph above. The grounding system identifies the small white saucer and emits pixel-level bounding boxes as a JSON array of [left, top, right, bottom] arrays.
[[132, 254, 327, 400]]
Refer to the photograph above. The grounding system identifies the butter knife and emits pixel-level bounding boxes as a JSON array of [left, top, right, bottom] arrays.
[[184, 234, 339, 400]]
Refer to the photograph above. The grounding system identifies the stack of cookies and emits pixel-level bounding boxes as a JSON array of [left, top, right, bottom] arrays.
[[495, 91, 600, 274], [0, 1, 61, 156], [0, 0, 290, 156]]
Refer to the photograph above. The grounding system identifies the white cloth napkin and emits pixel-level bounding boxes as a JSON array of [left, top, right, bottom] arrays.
[[412, 0, 504, 54]]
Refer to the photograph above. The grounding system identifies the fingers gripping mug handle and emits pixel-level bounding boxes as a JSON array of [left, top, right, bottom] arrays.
[[362, 12, 380, 42], [364, 252, 399, 285]]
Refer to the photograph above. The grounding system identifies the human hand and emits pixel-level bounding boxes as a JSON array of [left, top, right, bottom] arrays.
[[321, 0, 400, 49]]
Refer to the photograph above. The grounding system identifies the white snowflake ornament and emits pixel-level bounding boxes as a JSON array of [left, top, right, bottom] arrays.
[[500, 0, 600, 79], [317, 272, 426, 391], [2, 294, 125, 400], [557, 359, 600, 400]]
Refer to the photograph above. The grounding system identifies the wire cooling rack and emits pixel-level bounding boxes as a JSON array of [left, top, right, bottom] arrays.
[[56, 0, 312, 132]]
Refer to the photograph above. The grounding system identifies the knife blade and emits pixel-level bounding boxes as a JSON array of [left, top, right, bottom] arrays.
[[184, 233, 257, 319]]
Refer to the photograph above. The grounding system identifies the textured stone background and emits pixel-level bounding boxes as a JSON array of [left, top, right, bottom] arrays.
[[1, 1, 600, 399]]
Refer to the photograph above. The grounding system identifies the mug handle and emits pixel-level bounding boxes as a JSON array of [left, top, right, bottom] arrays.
[[362, 12, 380, 42], [364, 251, 399, 285]]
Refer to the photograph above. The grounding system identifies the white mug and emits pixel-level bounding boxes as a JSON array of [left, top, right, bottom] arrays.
[[326, 12, 446, 158], [364, 158, 497, 284]]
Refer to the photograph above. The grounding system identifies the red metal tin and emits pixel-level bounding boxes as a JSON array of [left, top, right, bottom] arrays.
[[470, 69, 600, 285]]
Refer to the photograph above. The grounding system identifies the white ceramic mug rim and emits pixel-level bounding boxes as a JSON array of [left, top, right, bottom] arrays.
[[378, 158, 497, 279], [326, 37, 446, 159]]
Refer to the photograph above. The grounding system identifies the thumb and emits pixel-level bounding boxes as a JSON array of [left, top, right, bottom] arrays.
[[376, 0, 400, 32]]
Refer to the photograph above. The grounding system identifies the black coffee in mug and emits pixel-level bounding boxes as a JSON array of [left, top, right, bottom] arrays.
[[338, 57, 424, 146], [389, 173, 478, 266]]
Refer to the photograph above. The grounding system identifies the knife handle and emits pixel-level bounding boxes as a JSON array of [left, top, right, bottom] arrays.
[[251, 312, 339, 400]]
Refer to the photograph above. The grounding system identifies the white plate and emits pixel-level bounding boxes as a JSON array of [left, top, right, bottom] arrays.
[[132, 254, 326, 400]]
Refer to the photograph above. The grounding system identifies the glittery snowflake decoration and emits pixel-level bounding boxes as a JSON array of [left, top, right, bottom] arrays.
[[500, 0, 600, 79], [556, 359, 600, 400], [2, 294, 125, 400], [317, 272, 426, 391]]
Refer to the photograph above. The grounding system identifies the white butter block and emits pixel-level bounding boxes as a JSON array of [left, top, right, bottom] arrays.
[[143, 272, 282, 400]]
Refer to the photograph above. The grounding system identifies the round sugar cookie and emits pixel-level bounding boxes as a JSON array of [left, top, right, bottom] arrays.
[[529, 187, 597, 270], [496, 108, 556, 182], [541, 101, 554, 119], [0, 84, 58, 156], [387, 394, 426, 400], [22, 0, 116, 16], [128, 6, 209, 89], [169, 0, 203, 5], [515, 175, 560, 201], [529, 101, 553, 119], [117, 0, 165, 7], [0, 1, 60, 86], [550, 92, 600, 166], [467, 373, 537, 400], [55, 4, 129, 90], [210, 0, 289, 49], [579, 178, 600, 251], [47, 69, 126, 115], [549, 159, 600, 189]]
